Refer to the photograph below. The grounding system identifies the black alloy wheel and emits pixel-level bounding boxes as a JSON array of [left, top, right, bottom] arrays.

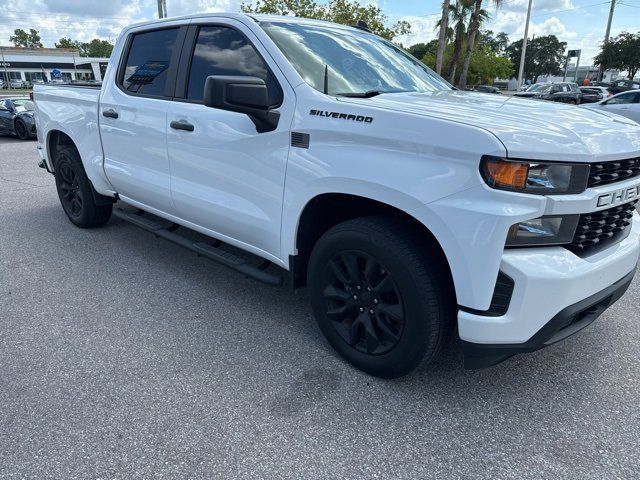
[[57, 162, 84, 218], [14, 119, 29, 140], [322, 251, 404, 355]]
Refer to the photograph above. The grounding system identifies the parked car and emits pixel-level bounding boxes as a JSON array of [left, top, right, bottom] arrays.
[[579, 86, 611, 103], [514, 82, 582, 104], [474, 85, 502, 94], [34, 14, 640, 377], [589, 81, 612, 88], [0, 98, 37, 140], [0, 79, 5, 89], [8, 79, 25, 89], [581, 90, 640, 123], [609, 79, 640, 95]]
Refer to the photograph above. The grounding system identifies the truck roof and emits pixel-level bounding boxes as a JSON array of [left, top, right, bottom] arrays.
[[122, 12, 366, 35]]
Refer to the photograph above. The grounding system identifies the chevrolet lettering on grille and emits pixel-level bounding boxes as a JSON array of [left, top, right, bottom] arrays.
[[597, 184, 640, 208]]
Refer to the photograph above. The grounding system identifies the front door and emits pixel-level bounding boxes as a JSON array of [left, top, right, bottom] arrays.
[[166, 21, 293, 259], [100, 25, 185, 215]]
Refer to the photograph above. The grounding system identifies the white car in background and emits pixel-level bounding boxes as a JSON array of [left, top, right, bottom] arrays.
[[582, 90, 640, 123]]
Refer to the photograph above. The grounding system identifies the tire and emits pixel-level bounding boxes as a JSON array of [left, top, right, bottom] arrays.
[[14, 119, 29, 140], [53, 145, 112, 228], [307, 216, 454, 378]]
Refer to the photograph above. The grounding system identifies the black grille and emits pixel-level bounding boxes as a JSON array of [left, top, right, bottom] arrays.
[[588, 157, 640, 188], [568, 200, 638, 253]]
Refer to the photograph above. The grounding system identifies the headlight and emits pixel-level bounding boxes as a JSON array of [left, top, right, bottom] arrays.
[[506, 215, 580, 247], [481, 156, 590, 194]]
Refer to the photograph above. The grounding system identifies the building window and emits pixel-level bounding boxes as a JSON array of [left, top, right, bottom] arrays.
[[24, 72, 44, 82]]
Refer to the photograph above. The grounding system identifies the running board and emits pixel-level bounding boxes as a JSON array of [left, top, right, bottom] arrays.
[[112, 208, 283, 286]]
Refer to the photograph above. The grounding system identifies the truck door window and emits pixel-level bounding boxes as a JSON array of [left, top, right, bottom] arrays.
[[121, 28, 179, 97], [186, 26, 282, 107]]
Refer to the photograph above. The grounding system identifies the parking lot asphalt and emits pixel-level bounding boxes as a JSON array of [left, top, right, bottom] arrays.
[[1, 136, 639, 479]]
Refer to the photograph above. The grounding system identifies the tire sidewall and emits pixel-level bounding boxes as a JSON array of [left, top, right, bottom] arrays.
[[308, 226, 445, 377], [54, 148, 96, 227]]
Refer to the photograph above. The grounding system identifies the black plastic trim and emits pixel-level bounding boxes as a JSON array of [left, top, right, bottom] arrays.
[[460, 268, 636, 369], [459, 271, 514, 317]]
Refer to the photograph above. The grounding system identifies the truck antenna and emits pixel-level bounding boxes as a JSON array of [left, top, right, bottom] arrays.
[[323, 64, 329, 95]]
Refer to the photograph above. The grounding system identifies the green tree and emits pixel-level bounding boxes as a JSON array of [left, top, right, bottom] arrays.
[[55, 38, 83, 50], [594, 32, 640, 80], [506, 35, 566, 84], [9, 28, 43, 48], [458, 0, 503, 88], [467, 46, 512, 84], [406, 41, 437, 61], [241, 0, 410, 40], [81, 39, 114, 58], [479, 30, 509, 56]]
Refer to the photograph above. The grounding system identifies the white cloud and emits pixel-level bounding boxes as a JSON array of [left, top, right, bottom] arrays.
[[393, 15, 439, 46]]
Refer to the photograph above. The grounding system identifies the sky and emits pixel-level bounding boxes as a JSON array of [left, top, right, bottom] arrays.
[[1, 0, 640, 64]]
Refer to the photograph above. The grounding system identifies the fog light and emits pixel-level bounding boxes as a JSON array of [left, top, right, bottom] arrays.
[[506, 215, 580, 247]]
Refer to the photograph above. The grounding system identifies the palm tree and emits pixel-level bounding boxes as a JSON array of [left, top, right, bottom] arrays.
[[435, 1, 451, 75], [446, 0, 475, 82], [457, 0, 503, 88]]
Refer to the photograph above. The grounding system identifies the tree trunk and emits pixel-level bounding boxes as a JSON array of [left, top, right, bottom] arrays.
[[447, 26, 463, 83], [435, 0, 450, 75], [457, 0, 482, 89]]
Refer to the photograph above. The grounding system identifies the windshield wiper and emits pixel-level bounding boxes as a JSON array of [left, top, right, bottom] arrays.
[[335, 90, 384, 98]]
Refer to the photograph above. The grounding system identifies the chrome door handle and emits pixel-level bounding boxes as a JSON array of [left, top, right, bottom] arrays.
[[170, 120, 194, 132], [102, 109, 118, 119]]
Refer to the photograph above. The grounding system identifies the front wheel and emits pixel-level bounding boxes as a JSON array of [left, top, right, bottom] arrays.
[[54, 146, 112, 228], [14, 119, 29, 140], [307, 216, 454, 378]]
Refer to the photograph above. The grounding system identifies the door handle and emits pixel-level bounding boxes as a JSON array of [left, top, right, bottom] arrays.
[[170, 120, 194, 132], [102, 109, 118, 119]]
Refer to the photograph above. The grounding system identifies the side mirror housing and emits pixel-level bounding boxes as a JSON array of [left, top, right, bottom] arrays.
[[203, 75, 279, 133]]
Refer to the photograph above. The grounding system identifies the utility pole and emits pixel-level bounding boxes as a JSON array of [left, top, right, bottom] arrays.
[[0, 47, 9, 85], [516, 0, 533, 90], [157, 0, 167, 19], [598, 0, 616, 81]]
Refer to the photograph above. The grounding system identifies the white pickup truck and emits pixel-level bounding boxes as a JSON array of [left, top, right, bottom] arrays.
[[34, 13, 640, 377]]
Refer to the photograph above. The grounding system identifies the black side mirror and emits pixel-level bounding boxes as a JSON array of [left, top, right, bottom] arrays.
[[203, 75, 279, 133]]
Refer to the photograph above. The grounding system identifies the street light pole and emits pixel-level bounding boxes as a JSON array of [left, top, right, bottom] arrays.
[[516, 0, 533, 90], [598, 0, 616, 81]]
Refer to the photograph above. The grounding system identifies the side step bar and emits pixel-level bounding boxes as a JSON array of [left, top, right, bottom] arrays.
[[112, 208, 283, 286]]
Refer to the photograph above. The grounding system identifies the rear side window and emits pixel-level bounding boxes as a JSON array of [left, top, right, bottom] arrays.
[[121, 28, 179, 97], [187, 26, 282, 106]]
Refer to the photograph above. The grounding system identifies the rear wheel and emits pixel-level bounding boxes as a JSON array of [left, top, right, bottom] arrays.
[[14, 119, 29, 140], [54, 146, 112, 228], [308, 216, 453, 378]]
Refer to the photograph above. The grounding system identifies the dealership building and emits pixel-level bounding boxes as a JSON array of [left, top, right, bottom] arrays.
[[0, 46, 109, 83]]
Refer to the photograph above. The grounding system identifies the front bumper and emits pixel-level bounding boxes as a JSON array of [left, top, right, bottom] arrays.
[[458, 212, 640, 368]]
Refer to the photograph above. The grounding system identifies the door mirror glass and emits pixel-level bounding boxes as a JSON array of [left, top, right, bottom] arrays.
[[203, 75, 279, 133]]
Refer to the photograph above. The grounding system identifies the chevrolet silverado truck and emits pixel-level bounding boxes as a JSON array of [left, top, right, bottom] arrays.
[[34, 14, 640, 378]]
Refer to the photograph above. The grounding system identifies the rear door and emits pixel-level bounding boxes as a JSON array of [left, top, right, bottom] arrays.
[[100, 24, 186, 214], [166, 20, 294, 259]]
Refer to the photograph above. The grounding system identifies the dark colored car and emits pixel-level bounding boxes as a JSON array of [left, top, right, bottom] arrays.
[[0, 98, 37, 140], [474, 85, 502, 94], [609, 79, 640, 94], [579, 86, 610, 103], [514, 82, 582, 104]]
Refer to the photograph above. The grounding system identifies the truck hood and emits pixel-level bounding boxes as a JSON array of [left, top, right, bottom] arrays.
[[338, 91, 640, 162]]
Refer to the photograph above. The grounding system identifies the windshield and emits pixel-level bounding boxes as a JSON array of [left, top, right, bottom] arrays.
[[526, 84, 551, 93], [12, 99, 34, 112], [260, 21, 452, 95]]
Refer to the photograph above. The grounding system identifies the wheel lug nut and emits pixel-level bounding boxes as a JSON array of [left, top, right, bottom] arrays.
[[359, 307, 365, 313], [369, 309, 375, 315], [366, 286, 372, 292], [356, 285, 362, 290], [353, 295, 358, 300], [373, 299, 379, 304]]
